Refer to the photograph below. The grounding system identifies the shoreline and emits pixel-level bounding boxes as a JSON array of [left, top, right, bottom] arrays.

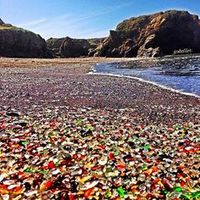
[[89, 72, 200, 99], [1, 53, 200, 67]]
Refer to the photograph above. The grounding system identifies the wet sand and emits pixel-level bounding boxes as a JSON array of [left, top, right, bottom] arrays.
[[0, 57, 199, 199]]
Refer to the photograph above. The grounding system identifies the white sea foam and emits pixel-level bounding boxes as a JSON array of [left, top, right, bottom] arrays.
[[88, 71, 200, 99]]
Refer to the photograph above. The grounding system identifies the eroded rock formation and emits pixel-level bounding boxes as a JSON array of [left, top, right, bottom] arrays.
[[0, 19, 50, 58], [47, 37, 104, 57], [94, 10, 200, 57]]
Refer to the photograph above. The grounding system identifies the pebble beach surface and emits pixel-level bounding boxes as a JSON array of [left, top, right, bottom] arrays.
[[0, 58, 199, 199]]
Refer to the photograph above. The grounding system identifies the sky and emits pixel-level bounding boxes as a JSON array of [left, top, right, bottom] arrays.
[[0, 0, 200, 39]]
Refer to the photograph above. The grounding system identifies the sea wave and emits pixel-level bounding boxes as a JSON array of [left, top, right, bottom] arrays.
[[88, 70, 200, 99]]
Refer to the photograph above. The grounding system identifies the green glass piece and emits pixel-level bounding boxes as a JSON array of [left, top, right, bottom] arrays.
[[55, 161, 60, 167], [142, 163, 147, 170], [180, 193, 192, 200], [173, 124, 180, 130], [173, 186, 183, 193], [117, 187, 125, 198], [75, 118, 83, 126], [114, 150, 120, 156], [85, 124, 95, 131], [144, 144, 151, 151], [24, 167, 35, 173], [21, 140, 28, 145], [105, 190, 111, 198], [24, 167, 31, 173], [192, 191, 200, 198]]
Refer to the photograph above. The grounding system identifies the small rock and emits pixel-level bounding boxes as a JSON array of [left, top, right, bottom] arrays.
[[6, 111, 20, 117]]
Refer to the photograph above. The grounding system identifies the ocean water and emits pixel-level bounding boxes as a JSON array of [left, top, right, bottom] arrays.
[[92, 55, 200, 97]]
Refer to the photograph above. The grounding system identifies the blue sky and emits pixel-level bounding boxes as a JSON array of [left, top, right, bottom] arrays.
[[0, 0, 200, 39]]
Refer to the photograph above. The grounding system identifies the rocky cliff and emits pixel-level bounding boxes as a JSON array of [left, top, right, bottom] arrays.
[[59, 37, 90, 57], [94, 10, 200, 57], [2, 10, 200, 58], [0, 19, 50, 58], [0, 19, 4, 25], [47, 37, 104, 57], [46, 37, 65, 57]]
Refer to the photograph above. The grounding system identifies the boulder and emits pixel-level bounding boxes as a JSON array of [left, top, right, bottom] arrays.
[[94, 10, 200, 57], [0, 19, 51, 58]]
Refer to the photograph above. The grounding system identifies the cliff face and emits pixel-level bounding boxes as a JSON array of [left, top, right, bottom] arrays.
[[59, 37, 91, 58], [47, 37, 104, 57], [0, 19, 4, 25], [46, 37, 65, 57], [2, 10, 200, 58], [0, 19, 50, 58], [94, 10, 200, 57]]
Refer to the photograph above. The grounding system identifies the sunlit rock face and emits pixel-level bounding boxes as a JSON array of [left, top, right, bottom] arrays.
[[94, 10, 200, 57]]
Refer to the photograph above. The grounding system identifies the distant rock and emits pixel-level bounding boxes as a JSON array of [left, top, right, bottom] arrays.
[[59, 37, 90, 57], [0, 19, 4, 25], [46, 37, 65, 57], [47, 37, 104, 57], [87, 38, 105, 56], [94, 10, 200, 57], [0, 19, 51, 58]]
